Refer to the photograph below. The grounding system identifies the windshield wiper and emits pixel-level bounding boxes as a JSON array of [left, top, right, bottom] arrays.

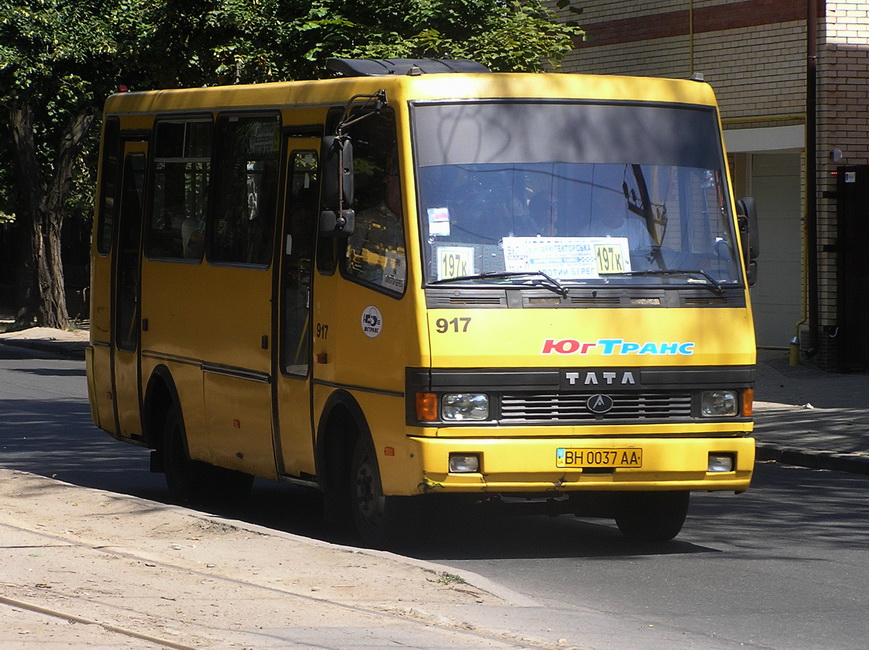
[[430, 270, 569, 297], [607, 269, 725, 295]]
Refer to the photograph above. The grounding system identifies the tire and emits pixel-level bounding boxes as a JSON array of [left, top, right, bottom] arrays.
[[349, 435, 414, 547], [162, 403, 253, 505], [614, 491, 690, 543]]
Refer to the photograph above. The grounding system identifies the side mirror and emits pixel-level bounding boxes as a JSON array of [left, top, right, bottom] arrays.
[[319, 209, 355, 238], [321, 136, 354, 211], [320, 135, 355, 238], [736, 197, 759, 287]]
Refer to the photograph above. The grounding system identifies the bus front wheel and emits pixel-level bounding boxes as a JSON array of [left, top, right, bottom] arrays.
[[349, 435, 413, 547], [614, 491, 690, 542]]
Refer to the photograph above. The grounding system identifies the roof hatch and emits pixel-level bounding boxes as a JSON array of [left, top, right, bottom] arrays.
[[326, 58, 490, 77]]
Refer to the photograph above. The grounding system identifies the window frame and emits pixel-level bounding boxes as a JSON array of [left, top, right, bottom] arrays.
[[206, 111, 283, 269], [95, 116, 121, 256], [145, 114, 214, 263], [335, 107, 407, 298]]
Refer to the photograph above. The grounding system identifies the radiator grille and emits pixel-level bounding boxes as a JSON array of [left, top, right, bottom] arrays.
[[500, 392, 693, 423]]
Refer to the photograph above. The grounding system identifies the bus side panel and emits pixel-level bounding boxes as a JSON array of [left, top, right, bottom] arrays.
[[86, 346, 114, 433], [140, 261, 277, 478], [362, 394, 425, 495], [140, 354, 206, 452], [312, 385, 423, 496], [87, 115, 118, 436], [203, 372, 277, 478], [311, 280, 425, 400], [310, 267, 428, 491], [88, 252, 117, 435]]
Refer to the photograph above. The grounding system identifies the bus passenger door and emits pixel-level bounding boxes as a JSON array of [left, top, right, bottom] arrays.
[[274, 145, 319, 479], [113, 142, 147, 439]]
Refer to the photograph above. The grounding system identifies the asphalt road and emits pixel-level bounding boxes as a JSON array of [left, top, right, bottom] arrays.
[[2, 346, 868, 649], [407, 462, 869, 649]]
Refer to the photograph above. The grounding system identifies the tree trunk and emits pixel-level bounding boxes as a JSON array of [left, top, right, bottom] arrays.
[[27, 207, 70, 329], [9, 104, 94, 329]]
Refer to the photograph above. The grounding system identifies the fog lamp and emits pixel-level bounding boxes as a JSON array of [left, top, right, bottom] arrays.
[[700, 390, 738, 417], [449, 453, 481, 473], [708, 453, 735, 473], [441, 393, 489, 421]]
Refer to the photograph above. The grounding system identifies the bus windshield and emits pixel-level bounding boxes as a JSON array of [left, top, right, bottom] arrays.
[[412, 101, 742, 289]]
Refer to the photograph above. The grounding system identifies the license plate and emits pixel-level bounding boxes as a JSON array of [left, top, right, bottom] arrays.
[[556, 447, 643, 468]]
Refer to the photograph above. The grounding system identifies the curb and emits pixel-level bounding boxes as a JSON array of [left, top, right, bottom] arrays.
[[0, 338, 86, 360], [756, 443, 869, 476]]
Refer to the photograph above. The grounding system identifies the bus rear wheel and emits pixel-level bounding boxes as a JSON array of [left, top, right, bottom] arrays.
[[162, 403, 253, 504], [614, 491, 690, 542]]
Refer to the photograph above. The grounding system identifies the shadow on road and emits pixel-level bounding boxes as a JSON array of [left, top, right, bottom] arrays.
[[0, 398, 166, 498]]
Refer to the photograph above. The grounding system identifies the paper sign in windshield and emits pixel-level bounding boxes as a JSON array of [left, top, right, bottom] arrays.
[[428, 207, 451, 237], [502, 237, 631, 278]]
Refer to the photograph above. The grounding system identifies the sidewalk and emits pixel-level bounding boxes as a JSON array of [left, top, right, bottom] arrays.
[[0, 468, 540, 649], [754, 349, 869, 474], [0, 324, 89, 360]]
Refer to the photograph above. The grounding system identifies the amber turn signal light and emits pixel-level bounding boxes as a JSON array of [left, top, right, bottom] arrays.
[[416, 392, 438, 422]]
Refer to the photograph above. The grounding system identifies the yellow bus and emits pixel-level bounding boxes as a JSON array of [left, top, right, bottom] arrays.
[[87, 58, 758, 544]]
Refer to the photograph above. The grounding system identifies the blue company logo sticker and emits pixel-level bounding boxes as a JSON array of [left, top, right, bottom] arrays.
[[361, 306, 383, 338], [542, 338, 695, 356]]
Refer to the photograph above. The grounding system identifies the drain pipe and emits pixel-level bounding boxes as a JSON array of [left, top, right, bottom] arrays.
[[804, 0, 819, 359]]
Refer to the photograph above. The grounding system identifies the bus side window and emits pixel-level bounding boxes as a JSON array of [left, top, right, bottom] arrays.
[[96, 117, 120, 256], [210, 114, 281, 266], [340, 109, 407, 295], [115, 153, 146, 351], [282, 151, 319, 376], [147, 119, 211, 260]]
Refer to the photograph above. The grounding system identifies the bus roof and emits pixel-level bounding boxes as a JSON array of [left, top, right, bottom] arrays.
[[104, 71, 719, 116]]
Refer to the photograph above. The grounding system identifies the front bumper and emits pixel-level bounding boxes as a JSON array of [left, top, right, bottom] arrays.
[[410, 435, 755, 493]]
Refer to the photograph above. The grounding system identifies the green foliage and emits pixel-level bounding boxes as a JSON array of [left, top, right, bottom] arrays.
[[291, 0, 583, 76], [0, 0, 582, 213], [115, 0, 583, 87], [0, 0, 121, 222], [0, 0, 118, 108], [0, 0, 582, 320]]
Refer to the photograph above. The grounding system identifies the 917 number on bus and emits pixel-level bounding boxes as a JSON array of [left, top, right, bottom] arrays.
[[435, 317, 471, 333]]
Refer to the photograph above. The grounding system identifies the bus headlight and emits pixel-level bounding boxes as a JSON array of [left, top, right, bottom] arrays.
[[700, 390, 738, 417], [441, 393, 489, 421]]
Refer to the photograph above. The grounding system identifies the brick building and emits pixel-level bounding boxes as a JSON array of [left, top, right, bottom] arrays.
[[554, 0, 869, 371]]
